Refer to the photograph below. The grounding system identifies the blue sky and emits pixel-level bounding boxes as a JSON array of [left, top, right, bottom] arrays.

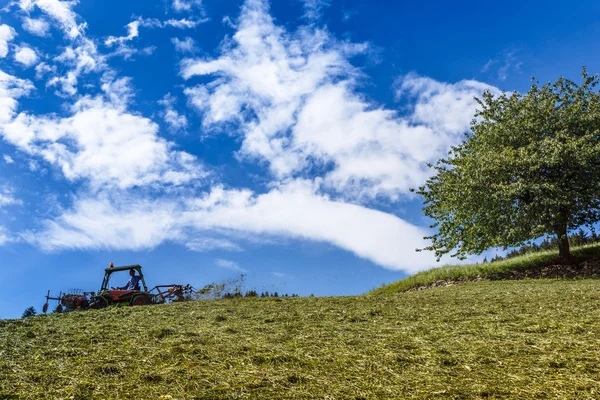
[[0, 0, 599, 318]]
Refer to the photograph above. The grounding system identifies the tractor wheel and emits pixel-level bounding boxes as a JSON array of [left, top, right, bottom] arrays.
[[131, 295, 151, 306]]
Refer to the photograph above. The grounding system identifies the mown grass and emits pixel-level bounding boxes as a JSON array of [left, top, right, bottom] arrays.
[[370, 242, 600, 295], [2, 279, 600, 399]]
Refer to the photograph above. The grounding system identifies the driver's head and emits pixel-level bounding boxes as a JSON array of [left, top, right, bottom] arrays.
[[129, 269, 135, 277]]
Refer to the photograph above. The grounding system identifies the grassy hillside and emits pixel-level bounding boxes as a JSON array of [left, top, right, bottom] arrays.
[[2, 280, 600, 399], [371, 242, 600, 295]]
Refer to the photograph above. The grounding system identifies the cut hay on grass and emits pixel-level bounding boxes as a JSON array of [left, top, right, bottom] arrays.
[[370, 242, 600, 295], [2, 279, 600, 398]]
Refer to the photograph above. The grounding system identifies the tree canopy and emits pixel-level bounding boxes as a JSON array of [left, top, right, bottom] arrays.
[[21, 306, 37, 319], [416, 68, 600, 261]]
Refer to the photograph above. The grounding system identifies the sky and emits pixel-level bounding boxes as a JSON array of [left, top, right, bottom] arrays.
[[1, 0, 599, 318]]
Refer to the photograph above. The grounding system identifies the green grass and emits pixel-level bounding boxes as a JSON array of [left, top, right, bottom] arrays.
[[370, 242, 600, 295], [2, 279, 600, 399]]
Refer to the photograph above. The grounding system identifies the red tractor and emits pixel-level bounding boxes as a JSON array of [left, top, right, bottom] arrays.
[[43, 264, 193, 313]]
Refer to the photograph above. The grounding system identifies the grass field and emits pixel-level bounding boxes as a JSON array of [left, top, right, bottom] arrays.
[[370, 242, 600, 295], [2, 279, 600, 399]]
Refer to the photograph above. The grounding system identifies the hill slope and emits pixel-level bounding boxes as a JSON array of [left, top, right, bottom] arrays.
[[371, 243, 600, 295], [2, 280, 600, 399]]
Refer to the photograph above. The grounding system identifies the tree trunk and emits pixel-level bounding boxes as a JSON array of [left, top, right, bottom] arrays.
[[555, 223, 573, 262]]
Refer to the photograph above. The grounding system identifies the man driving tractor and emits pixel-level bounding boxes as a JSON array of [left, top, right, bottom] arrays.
[[117, 269, 142, 291]]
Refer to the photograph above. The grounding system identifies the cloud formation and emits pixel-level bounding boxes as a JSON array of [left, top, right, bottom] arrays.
[[14, 45, 38, 67], [105, 19, 141, 47], [303, 0, 330, 20], [0, 186, 20, 207], [1, 93, 204, 190], [0, 24, 17, 58], [28, 181, 437, 271], [171, 37, 197, 53], [21, 17, 50, 37], [215, 258, 247, 273], [172, 0, 203, 13], [0, 0, 500, 273], [159, 93, 188, 131], [0, 70, 35, 122], [481, 50, 523, 82], [18, 0, 85, 39], [181, 0, 496, 200]]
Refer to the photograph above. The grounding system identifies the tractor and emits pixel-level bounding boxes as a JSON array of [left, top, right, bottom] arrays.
[[43, 263, 193, 313]]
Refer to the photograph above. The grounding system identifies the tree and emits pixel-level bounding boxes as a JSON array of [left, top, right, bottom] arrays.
[[22, 306, 37, 318], [415, 68, 600, 261]]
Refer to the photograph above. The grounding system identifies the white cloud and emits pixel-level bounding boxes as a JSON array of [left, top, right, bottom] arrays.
[[119, 17, 204, 31], [54, 43, 100, 72], [497, 51, 522, 81], [14, 46, 39, 67], [481, 59, 494, 73], [22, 17, 50, 37], [0, 92, 204, 190], [215, 258, 247, 273], [0, 195, 17, 206], [104, 17, 205, 60], [396, 73, 500, 135], [46, 39, 104, 96], [105, 19, 140, 47], [0, 226, 11, 245], [0, 70, 35, 123], [172, 0, 202, 13], [303, 0, 330, 20], [272, 272, 285, 277], [0, 24, 17, 58], [481, 50, 522, 82], [29, 180, 438, 272], [181, 0, 498, 200], [3, 154, 13, 164], [106, 44, 155, 60], [0, 188, 20, 207], [18, 0, 85, 39], [185, 180, 436, 271], [28, 194, 185, 251], [141, 46, 156, 55], [171, 37, 197, 53], [186, 237, 243, 252], [164, 108, 188, 131], [15, 1, 105, 96], [34, 62, 55, 79], [159, 93, 188, 131], [164, 18, 205, 29], [100, 74, 134, 107]]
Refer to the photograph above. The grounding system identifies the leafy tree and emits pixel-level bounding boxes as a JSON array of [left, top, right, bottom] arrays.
[[415, 68, 600, 261], [22, 306, 37, 318]]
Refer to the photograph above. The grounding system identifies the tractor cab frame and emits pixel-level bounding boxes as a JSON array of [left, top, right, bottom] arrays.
[[100, 264, 149, 292], [91, 264, 153, 308]]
